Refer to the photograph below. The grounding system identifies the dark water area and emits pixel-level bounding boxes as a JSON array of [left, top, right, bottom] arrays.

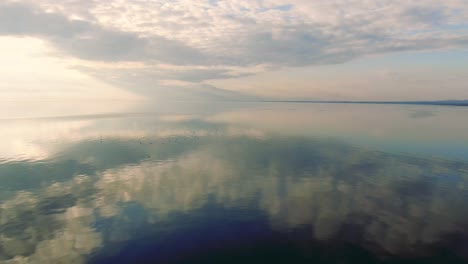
[[0, 103, 468, 263]]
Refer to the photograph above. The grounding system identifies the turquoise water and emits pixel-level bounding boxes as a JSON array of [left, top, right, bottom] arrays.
[[0, 103, 467, 263]]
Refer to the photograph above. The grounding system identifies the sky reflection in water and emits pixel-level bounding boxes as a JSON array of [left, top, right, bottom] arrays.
[[0, 103, 468, 263]]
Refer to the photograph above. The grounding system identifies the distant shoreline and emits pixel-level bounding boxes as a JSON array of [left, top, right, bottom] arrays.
[[255, 100, 468, 106]]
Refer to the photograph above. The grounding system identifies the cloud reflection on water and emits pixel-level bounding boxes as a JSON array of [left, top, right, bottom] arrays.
[[0, 105, 467, 263]]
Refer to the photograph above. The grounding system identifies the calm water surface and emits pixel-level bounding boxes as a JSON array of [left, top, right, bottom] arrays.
[[1, 103, 468, 263]]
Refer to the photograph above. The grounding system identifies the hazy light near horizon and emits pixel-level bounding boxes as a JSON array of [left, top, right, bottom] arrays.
[[0, 37, 142, 100], [0, 0, 467, 101]]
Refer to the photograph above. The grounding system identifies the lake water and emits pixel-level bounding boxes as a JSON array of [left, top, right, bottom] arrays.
[[1, 102, 468, 263]]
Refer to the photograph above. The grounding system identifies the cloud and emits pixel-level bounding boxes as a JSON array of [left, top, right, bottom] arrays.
[[0, 1, 204, 63], [1, 0, 468, 99], [0, 2, 140, 61]]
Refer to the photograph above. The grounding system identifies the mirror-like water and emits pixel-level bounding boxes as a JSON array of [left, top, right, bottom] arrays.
[[1, 103, 467, 263]]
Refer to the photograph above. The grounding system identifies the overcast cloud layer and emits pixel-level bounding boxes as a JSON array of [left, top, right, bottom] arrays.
[[1, 0, 468, 100]]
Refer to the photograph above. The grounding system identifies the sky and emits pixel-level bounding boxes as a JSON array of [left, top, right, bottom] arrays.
[[0, 0, 468, 101]]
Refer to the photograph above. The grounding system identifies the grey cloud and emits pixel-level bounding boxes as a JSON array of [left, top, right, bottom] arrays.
[[254, 31, 356, 66], [0, 2, 88, 37], [243, 31, 330, 65], [371, 35, 468, 55], [145, 40, 209, 65], [255, 24, 467, 67], [402, 6, 448, 27], [166, 68, 251, 82], [2, 0, 468, 99], [76, 66, 257, 100], [0, 1, 206, 63], [0, 1, 366, 68], [3, 1, 468, 68], [217, 25, 368, 67], [72, 15, 467, 98], [55, 30, 147, 61]]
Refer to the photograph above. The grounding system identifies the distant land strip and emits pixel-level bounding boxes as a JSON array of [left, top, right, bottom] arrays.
[[256, 100, 468, 106]]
